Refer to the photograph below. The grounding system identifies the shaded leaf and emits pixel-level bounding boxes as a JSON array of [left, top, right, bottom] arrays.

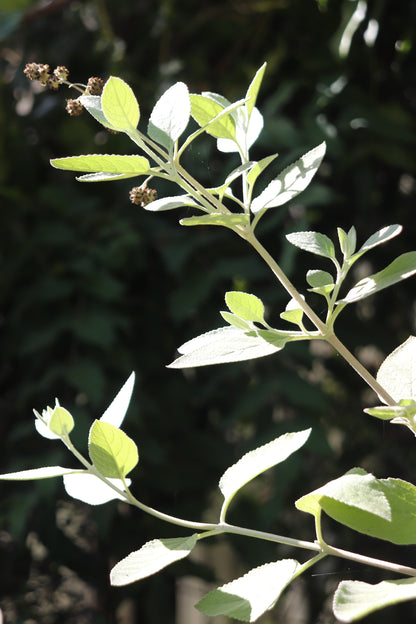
[[338, 227, 357, 259], [110, 535, 198, 586]]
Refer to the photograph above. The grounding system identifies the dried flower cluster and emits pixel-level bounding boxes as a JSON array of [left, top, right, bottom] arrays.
[[129, 186, 158, 207]]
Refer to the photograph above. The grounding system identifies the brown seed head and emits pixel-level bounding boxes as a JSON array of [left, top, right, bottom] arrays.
[[65, 98, 84, 116], [86, 77, 104, 96], [53, 66, 69, 82]]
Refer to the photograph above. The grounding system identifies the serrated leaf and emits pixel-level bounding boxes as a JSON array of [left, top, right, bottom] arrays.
[[296, 470, 416, 544], [101, 76, 140, 131], [196, 559, 299, 622], [246, 62, 267, 118], [63, 472, 130, 505], [144, 195, 201, 212], [338, 252, 416, 304], [180, 214, 250, 228], [286, 231, 335, 259], [225, 291, 265, 323], [77, 172, 141, 182], [220, 311, 253, 331], [219, 430, 311, 509], [190, 94, 237, 141], [79, 94, 118, 130], [333, 577, 416, 623], [51, 154, 150, 175], [167, 326, 283, 368], [350, 224, 402, 262], [250, 142, 326, 213], [246, 153, 279, 188], [148, 82, 191, 149], [110, 535, 198, 586], [49, 406, 74, 437], [88, 420, 138, 478], [0, 466, 81, 480], [100, 372, 135, 429], [376, 336, 416, 402]]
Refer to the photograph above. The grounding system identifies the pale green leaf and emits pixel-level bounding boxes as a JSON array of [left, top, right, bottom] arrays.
[[144, 195, 201, 212], [167, 326, 283, 368], [376, 336, 416, 402], [110, 535, 198, 586], [338, 227, 357, 259], [0, 466, 81, 480], [280, 297, 305, 326], [250, 142, 326, 213], [217, 106, 263, 153], [51, 154, 150, 175], [306, 270, 334, 289], [49, 406, 74, 437], [88, 420, 139, 478], [219, 430, 311, 508], [180, 214, 250, 228], [190, 94, 237, 141], [76, 172, 141, 182], [196, 559, 299, 622], [286, 231, 335, 259], [338, 252, 416, 304], [225, 291, 265, 323], [79, 94, 118, 130], [100, 372, 135, 429], [220, 311, 253, 331], [101, 76, 140, 131], [333, 577, 416, 622], [148, 82, 191, 149], [246, 62, 267, 118], [350, 224, 402, 262], [246, 153, 279, 188], [63, 472, 131, 505]]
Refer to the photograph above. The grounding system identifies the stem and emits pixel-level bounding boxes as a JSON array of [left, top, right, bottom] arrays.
[[244, 230, 396, 406], [323, 543, 416, 577]]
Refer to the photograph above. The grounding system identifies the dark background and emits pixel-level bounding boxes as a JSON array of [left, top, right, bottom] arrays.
[[1, 0, 416, 622]]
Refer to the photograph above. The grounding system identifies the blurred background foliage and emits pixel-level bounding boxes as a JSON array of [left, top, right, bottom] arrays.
[[0, 0, 416, 622]]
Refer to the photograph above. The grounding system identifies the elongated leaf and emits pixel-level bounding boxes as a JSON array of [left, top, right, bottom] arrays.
[[219, 430, 311, 509], [51, 154, 150, 174], [338, 226, 357, 259], [376, 336, 416, 402], [88, 420, 138, 478], [77, 172, 141, 182], [225, 291, 265, 323], [250, 142, 326, 213], [350, 224, 402, 262], [180, 214, 249, 228], [144, 195, 201, 212], [190, 94, 237, 141], [246, 153, 279, 188], [196, 559, 299, 622], [220, 311, 253, 331], [338, 252, 416, 304], [0, 466, 81, 480], [246, 62, 267, 117], [63, 472, 131, 505], [148, 82, 191, 149], [110, 535, 198, 586], [79, 94, 118, 130], [167, 326, 284, 368], [286, 231, 335, 259], [333, 577, 416, 623], [101, 76, 140, 131], [296, 469, 416, 544], [100, 372, 135, 429]]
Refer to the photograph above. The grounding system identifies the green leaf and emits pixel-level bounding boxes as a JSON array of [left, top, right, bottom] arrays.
[[280, 297, 305, 326], [148, 82, 191, 149], [286, 231, 336, 259], [196, 559, 300, 622], [48, 406, 74, 437], [167, 326, 283, 368], [110, 535, 198, 586], [63, 472, 131, 505], [255, 329, 296, 348], [296, 470, 416, 544], [220, 311, 253, 331], [217, 106, 263, 154], [246, 62, 267, 118], [250, 142, 326, 213], [225, 291, 265, 323], [349, 224, 402, 262], [144, 195, 201, 212], [333, 577, 416, 623], [306, 270, 334, 289], [101, 76, 140, 132], [0, 466, 81, 480], [337, 227, 357, 259], [100, 372, 135, 429], [88, 420, 139, 479], [190, 94, 237, 141], [79, 94, 118, 130], [51, 154, 150, 175], [219, 430, 311, 510], [338, 252, 416, 304], [180, 214, 250, 229], [376, 336, 416, 402], [246, 153, 279, 188], [76, 172, 141, 182]]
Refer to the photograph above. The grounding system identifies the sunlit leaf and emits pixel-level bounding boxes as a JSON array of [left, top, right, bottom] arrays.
[[246, 153, 279, 188], [100, 372, 135, 429], [225, 291, 265, 323], [349, 224, 402, 262], [286, 231, 335, 259], [101, 76, 140, 131], [144, 195, 201, 212], [88, 420, 138, 478], [376, 336, 416, 402], [0, 466, 80, 480], [110, 534, 198, 586], [190, 93, 237, 141], [246, 62, 267, 118], [79, 94, 118, 130], [180, 214, 250, 229], [63, 472, 130, 505], [51, 154, 150, 175], [148, 82, 191, 149]]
